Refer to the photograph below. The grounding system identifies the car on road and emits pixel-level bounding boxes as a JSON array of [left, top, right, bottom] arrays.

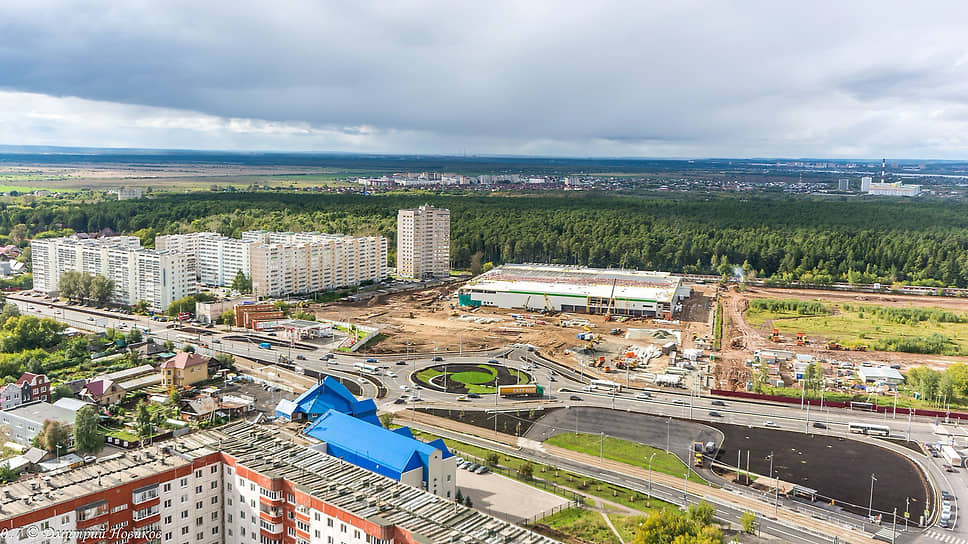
[[366, 358, 378, 363], [944, 464, 956, 473], [764, 421, 778, 427], [942, 490, 955, 501], [87, 317, 95, 321], [673, 399, 686, 405], [635, 392, 652, 399], [467, 393, 481, 399], [432, 356, 443, 362], [457, 396, 469, 402], [549, 375, 557, 382], [708, 411, 722, 417], [296, 355, 306, 360], [569, 395, 583, 401], [401, 385, 411, 392], [393, 398, 406, 404], [487, 359, 498, 364], [711, 400, 726, 406], [396, 360, 408, 365], [581, 385, 594, 392], [812, 422, 827, 429]]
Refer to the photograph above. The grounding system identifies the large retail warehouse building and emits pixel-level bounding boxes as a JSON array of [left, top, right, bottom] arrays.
[[457, 264, 691, 319]]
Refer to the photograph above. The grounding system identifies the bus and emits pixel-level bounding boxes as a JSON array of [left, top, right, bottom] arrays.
[[849, 401, 875, 411], [590, 379, 622, 393], [353, 362, 380, 375], [848, 422, 891, 436]]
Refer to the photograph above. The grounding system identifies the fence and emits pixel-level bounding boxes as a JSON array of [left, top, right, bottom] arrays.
[[522, 502, 580, 525], [710, 389, 968, 421]]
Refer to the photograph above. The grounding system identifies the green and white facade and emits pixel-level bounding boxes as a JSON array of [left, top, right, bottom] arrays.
[[458, 264, 690, 319]]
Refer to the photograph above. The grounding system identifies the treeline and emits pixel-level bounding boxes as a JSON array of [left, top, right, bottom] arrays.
[[749, 299, 829, 315], [843, 304, 967, 324], [8, 192, 968, 286]]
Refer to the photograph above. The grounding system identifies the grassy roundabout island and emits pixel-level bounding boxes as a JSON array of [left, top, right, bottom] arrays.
[[413, 363, 531, 394]]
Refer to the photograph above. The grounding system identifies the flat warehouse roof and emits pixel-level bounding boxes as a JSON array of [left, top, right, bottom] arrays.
[[463, 264, 682, 303]]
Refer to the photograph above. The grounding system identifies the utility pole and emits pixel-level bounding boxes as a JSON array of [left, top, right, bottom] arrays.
[[600, 432, 605, 464], [868, 473, 877, 520]]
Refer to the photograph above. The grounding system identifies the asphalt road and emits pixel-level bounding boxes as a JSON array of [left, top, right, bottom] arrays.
[[13, 296, 957, 543]]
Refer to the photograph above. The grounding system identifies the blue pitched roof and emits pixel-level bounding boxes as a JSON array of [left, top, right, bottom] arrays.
[[304, 410, 440, 479], [281, 377, 379, 421]]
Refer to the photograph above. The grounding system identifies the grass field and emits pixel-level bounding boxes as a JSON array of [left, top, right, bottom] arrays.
[[544, 433, 706, 484], [541, 508, 619, 544], [408, 428, 676, 513], [746, 300, 968, 355]]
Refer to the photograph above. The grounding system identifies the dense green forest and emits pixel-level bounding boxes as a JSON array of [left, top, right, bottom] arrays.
[[6, 192, 968, 286]]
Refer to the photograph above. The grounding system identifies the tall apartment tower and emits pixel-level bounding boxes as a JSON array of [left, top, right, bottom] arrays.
[[397, 205, 450, 279]]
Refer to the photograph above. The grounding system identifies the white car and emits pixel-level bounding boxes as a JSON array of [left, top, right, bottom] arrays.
[[635, 392, 652, 399], [401, 385, 411, 392], [764, 421, 778, 428]]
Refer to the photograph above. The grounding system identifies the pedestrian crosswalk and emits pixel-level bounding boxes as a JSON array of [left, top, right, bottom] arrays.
[[924, 529, 968, 543]]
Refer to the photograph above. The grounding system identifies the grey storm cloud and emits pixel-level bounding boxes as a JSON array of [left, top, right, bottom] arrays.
[[2, 0, 968, 157]]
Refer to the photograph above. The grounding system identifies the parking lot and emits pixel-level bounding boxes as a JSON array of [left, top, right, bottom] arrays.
[[455, 464, 571, 523]]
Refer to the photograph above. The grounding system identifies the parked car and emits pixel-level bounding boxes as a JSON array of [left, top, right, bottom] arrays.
[[474, 466, 489, 474], [942, 490, 955, 501]]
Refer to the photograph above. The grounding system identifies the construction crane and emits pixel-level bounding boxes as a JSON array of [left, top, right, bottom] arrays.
[[603, 278, 617, 322]]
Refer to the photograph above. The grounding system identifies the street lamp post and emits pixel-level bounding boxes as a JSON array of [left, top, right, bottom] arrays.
[[600, 432, 605, 464], [868, 473, 877, 521], [647, 452, 657, 507], [904, 497, 909, 529], [666, 417, 671, 452]]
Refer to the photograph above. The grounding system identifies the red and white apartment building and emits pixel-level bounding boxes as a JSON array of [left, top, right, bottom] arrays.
[[0, 422, 556, 544]]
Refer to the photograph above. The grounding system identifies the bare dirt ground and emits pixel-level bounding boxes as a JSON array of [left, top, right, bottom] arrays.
[[309, 285, 715, 373], [715, 285, 968, 385]]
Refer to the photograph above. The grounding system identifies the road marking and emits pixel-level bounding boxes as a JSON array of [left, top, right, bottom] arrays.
[[924, 529, 968, 543]]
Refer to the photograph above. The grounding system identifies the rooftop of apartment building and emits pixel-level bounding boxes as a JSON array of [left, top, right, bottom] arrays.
[[0, 434, 215, 519], [0, 422, 558, 544]]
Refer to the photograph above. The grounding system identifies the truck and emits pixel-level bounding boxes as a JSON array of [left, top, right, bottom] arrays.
[[498, 384, 544, 398], [941, 445, 963, 467]]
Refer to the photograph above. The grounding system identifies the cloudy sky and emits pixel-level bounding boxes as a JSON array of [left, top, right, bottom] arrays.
[[1, 1, 968, 158]]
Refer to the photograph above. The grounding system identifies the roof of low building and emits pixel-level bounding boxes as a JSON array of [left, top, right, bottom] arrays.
[[82, 378, 120, 397], [3, 401, 76, 425], [161, 352, 210, 370], [277, 377, 379, 424]]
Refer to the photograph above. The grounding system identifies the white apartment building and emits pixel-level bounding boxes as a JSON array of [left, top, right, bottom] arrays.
[[397, 205, 450, 280], [246, 231, 387, 298], [159, 231, 388, 298], [31, 236, 195, 311]]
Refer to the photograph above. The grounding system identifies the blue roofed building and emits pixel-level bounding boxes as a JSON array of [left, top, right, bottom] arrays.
[[275, 376, 380, 425], [304, 409, 456, 498]]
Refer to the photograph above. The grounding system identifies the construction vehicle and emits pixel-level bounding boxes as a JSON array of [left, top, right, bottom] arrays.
[[603, 365, 611, 373], [610, 328, 623, 335], [826, 341, 842, 351], [796, 332, 806, 346], [770, 328, 781, 343], [855, 345, 868, 352]]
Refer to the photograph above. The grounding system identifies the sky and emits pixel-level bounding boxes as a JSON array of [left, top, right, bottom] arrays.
[[2, 1, 968, 158]]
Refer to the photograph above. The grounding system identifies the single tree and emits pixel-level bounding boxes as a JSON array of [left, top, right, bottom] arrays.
[[740, 511, 756, 534], [73, 405, 104, 454], [135, 402, 153, 446], [231, 270, 252, 294], [32, 420, 71, 454], [517, 461, 534, 481]]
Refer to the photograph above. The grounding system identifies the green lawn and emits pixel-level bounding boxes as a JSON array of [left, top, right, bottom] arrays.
[[450, 371, 494, 384], [609, 514, 651, 542], [746, 301, 968, 355], [541, 508, 619, 544], [408, 428, 677, 513], [545, 433, 707, 485]]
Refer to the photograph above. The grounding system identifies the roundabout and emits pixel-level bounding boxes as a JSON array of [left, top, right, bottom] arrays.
[[412, 362, 532, 394]]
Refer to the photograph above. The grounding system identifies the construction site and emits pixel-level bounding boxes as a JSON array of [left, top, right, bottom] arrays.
[[307, 273, 716, 389]]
